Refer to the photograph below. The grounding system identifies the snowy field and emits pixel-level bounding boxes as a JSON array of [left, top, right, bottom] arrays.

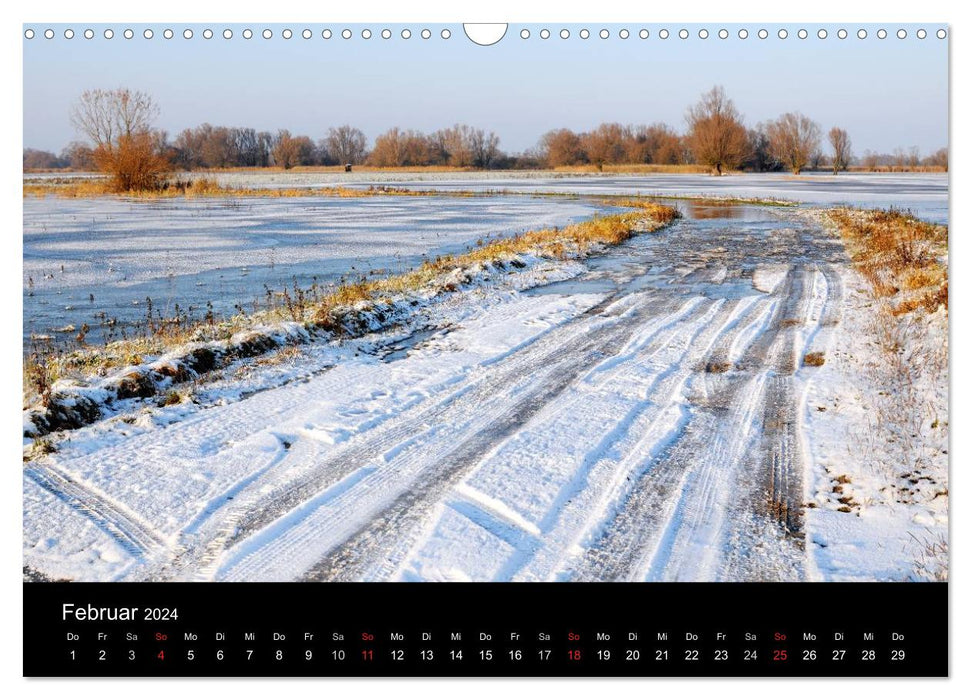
[[23, 195, 614, 346], [23, 199, 948, 583]]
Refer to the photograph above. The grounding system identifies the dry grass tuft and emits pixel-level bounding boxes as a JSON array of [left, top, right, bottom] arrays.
[[255, 345, 303, 367], [910, 531, 948, 581], [158, 390, 184, 407], [24, 437, 58, 462], [23, 178, 114, 198], [803, 351, 826, 367], [827, 207, 947, 315]]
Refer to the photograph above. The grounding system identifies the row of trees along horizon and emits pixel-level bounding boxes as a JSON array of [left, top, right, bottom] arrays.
[[24, 87, 947, 191]]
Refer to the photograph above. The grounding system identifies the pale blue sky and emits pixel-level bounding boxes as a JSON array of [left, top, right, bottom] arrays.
[[23, 23, 948, 155]]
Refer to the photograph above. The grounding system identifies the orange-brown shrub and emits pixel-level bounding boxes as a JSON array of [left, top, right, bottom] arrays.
[[93, 131, 171, 192]]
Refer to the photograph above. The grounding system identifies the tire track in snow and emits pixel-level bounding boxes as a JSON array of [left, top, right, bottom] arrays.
[[489, 293, 771, 581], [639, 373, 767, 581], [394, 293, 741, 581], [567, 227, 825, 582], [801, 262, 845, 360], [723, 226, 833, 581], [24, 464, 167, 559], [131, 291, 640, 580], [289, 296, 716, 582], [754, 258, 815, 540], [166, 291, 682, 580]]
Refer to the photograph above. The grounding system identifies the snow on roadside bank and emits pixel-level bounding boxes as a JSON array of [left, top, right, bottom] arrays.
[[800, 267, 948, 581], [22, 233, 616, 445]]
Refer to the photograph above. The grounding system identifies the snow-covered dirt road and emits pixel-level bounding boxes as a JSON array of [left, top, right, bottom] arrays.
[[23, 203, 946, 582]]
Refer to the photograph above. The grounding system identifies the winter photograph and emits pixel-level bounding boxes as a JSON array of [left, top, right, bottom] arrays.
[[22, 23, 948, 584]]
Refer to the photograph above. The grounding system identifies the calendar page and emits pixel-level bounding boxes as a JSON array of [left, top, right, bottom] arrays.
[[21, 18, 949, 678]]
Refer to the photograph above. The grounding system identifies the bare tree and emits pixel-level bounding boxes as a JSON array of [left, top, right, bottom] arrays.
[[908, 146, 921, 169], [862, 150, 880, 171], [892, 147, 907, 171], [745, 124, 775, 172], [369, 127, 405, 167], [633, 123, 685, 165], [71, 88, 159, 150], [469, 128, 501, 168], [828, 127, 852, 174], [23, 149, 66, 170], [254, 132, 273, 167], [194, 124, 234, 168], [766, 112, 821, 175], [398, 130, 433, 166], [583, 123, 629, 169], [685, 86, 749, 175], [292, 135, 317, 166], [925, 147, 948, 171], [370, 127, 502, 168], [326, 125, 368, 165], [433, 125, 475, 167], [60, 141, 96, 170]]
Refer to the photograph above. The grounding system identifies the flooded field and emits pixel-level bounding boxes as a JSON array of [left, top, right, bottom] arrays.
[[195, 170, 949, 224], [23, 194, 615, 347], [22, 172, 947, 352]]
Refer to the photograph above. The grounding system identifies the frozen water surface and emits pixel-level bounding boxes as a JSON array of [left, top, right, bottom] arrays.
[[23, 194, 614, 346], [202, 171, 948, 224]]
